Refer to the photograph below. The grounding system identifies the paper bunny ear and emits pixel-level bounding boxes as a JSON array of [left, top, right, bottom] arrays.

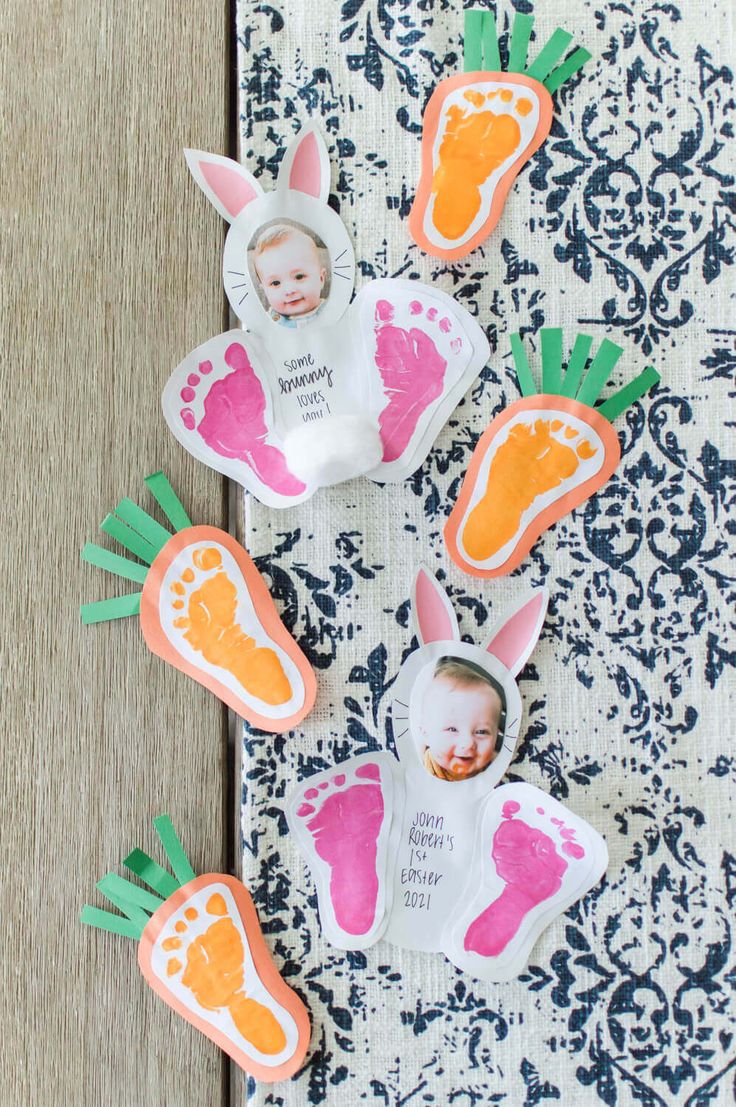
[[483, 589, 548, 677], [411, 567, 460, 645], [277, 125, 330, 203], [184, 149, 264, 223]]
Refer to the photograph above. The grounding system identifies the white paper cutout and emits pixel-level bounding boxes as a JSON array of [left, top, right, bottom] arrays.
[[445, 784, 608, 982], [287, 754, 403, 951], [286, 569, 608, 982], [163, 126, 490, 507]]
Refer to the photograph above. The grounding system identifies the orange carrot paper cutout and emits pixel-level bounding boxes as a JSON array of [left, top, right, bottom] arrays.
[[80, 471, 316, 731], [409, 9, 591, 260], [445, 329, 661, 577], [81, 815, 311, 1083]]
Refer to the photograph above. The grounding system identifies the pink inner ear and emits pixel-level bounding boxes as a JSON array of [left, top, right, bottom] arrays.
[[289, 132, 323, 198], [200, 161, 258, 218], [415, 572, 455, 643], [486, 592, 545, 672]]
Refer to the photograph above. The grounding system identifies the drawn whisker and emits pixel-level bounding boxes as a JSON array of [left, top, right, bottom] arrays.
[[230, 282, 248, 289], [227, 270, 246, 276], [333, 249, 348, 262], [394, 700, 408, 708], [332, 270, 351, 280], [332, 264, 352, 270], [394, 728, 408, 739], [238, 292, 249, 305]]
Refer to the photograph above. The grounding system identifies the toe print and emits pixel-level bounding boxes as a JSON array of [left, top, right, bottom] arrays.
[[463, 799, 585, 958], [179, 359, 213, 428], [167, 544, 292, 707], [294, 760, 389, 939], [461, 416, 600, 563], [373, 297, 464, 463], [177, 342, 305, 497]]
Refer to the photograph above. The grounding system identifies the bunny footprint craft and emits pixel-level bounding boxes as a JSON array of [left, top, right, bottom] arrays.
[[410, 8, 592, 260], [162, 126, 490, 507], [80, 471, 316, 731], [287, 569, 607, 983]]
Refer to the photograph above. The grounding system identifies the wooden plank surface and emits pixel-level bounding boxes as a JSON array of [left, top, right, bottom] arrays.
[[1, 3, 232, 1103]]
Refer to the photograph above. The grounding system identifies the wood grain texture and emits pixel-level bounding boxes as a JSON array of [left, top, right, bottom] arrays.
[[1, 2, 231, 1103]]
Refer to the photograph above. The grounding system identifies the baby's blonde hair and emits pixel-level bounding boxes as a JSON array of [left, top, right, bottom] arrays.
[[432, 656, 496, 689], [254, 223, 318, 258]]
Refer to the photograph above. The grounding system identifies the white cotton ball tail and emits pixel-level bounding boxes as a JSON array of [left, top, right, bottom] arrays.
[[283, 414, 383, 487]]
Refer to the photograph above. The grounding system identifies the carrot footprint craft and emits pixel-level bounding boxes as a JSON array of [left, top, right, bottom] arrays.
[[162, 125, 490, 507], [445, 329, 661, 577], [80, 471, 316, 730], [81, 815, 310, 1082], [409, 8, 592, 260], [286, 568, 608, 982]]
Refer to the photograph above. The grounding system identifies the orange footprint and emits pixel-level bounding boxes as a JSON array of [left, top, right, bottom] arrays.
[[409, 10, 592, 260], [446, 397, 620, 578], [82, 477, 317, 733], [139, 525, 317, 730], [445, 328, 660, 577], [83, 816, 311, 1083], [411, 75, 551, 259], [430, 91, 532, 244], [164, 892, 286, 1056], [462, 418, 598, 563], [169, 545, 292, 707]]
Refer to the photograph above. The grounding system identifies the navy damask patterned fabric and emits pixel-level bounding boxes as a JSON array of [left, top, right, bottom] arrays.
[[235, 2, 735, 1103]]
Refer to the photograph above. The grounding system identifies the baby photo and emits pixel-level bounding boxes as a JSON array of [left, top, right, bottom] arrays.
[[248, 219, 331, 328], [415, 657, 506, 781]]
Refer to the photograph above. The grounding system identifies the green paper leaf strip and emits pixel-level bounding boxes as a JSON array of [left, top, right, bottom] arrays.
[[80, 816, 311, 1082], [445, 330, 660, 577], [410, 7, 592, 260], [123, 848, 181, 900], [79, 472, 317, 732]]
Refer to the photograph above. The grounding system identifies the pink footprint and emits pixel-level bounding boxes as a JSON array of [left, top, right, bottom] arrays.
[[180, 343, 306, 496], [463, 800, 584, 957], [297, 763, 384, 936], [374, 299, 452, 463]]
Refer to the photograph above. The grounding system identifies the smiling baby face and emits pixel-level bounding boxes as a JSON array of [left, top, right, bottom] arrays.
[[419, 659, 503, 781], [254, 225, 326, 319]]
